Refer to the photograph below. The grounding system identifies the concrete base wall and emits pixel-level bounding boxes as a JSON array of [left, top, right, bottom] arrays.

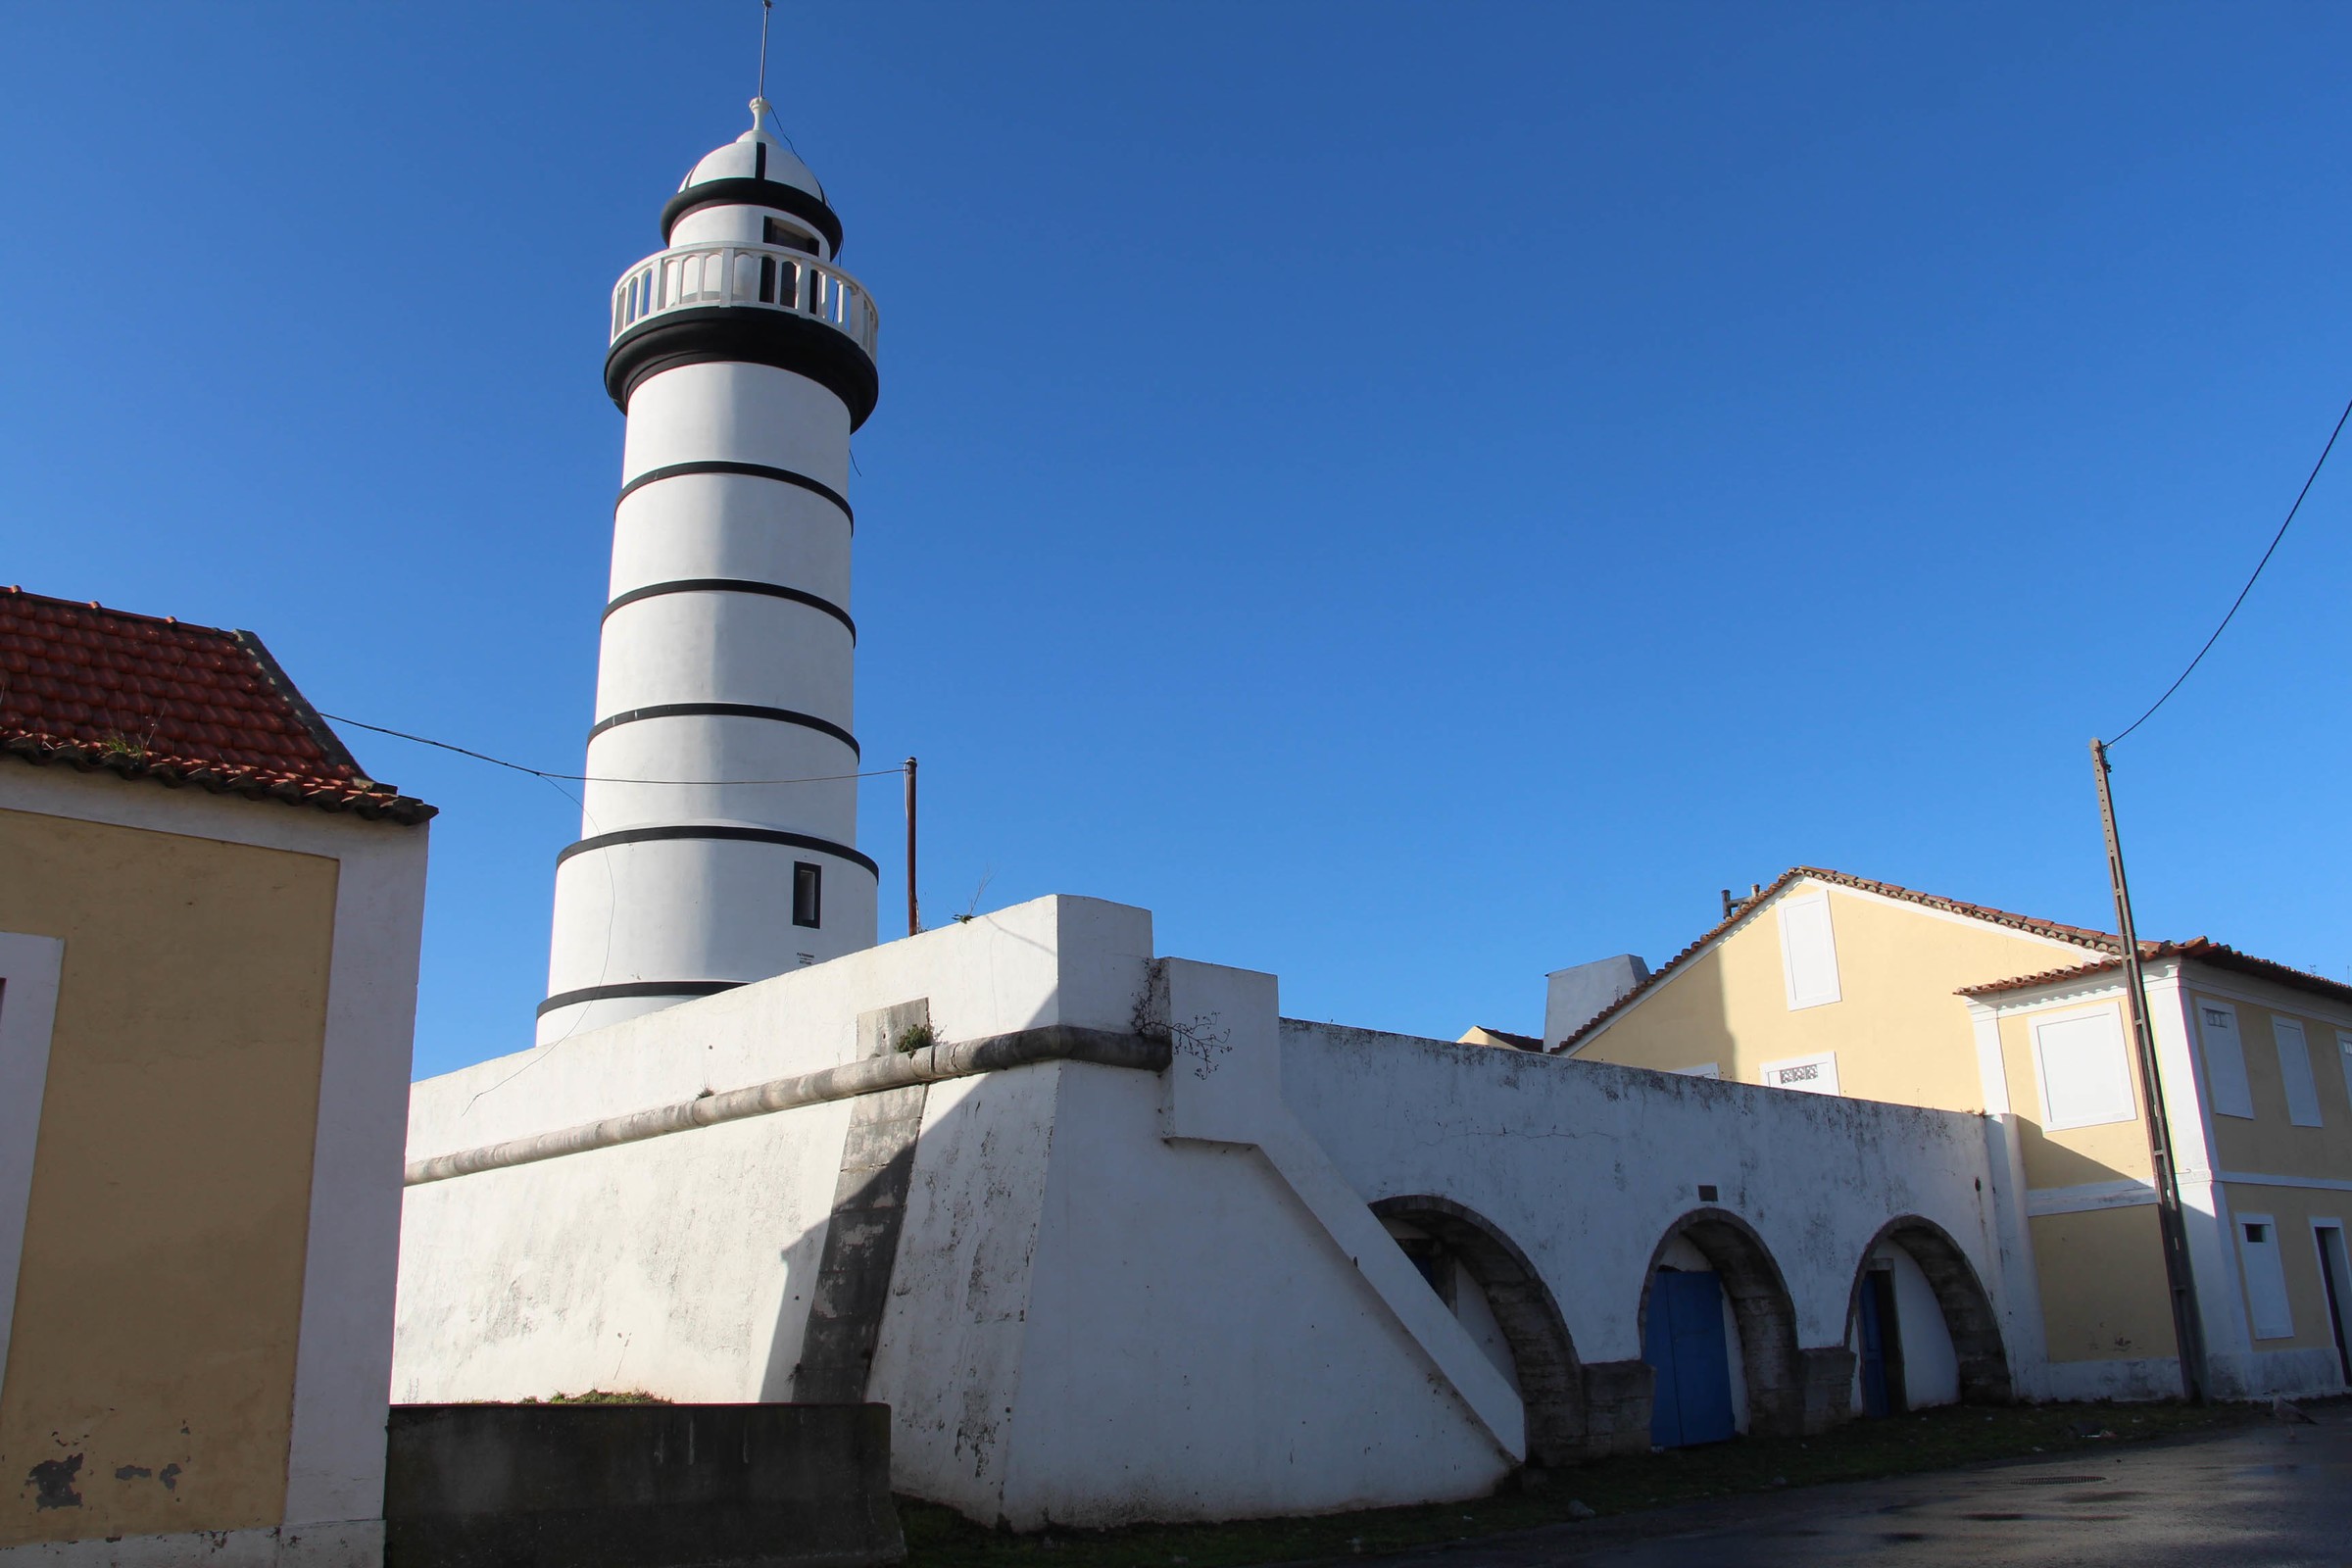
[[0, 1522, 380, 1567], [383, 1404, 900, 1568], [2207, 1346, 2347, 1401]]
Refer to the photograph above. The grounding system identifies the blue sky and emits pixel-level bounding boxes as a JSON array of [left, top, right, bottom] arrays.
[[6, 5, 2347, 1078]]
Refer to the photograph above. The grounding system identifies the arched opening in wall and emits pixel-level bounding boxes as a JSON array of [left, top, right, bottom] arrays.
[[1845, 1216, 2011, 1416], [1638, 1209, 1802, 1446], [1370, 1196, 1585, 1466]]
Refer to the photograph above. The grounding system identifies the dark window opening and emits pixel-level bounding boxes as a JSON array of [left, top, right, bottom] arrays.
[[793, 861, 822, 928], [1395, 1235, 1454, 1307], [1697, 1184, 1719, 1202], [2245, 1222, 2269, 1244], [765, 217, 819, 256]]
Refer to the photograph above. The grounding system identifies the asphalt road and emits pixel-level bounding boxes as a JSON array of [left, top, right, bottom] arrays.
[[1363, 1410, 2352, 1567]]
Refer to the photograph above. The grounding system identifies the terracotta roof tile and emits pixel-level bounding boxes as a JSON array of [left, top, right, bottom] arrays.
[[0, 587, 432, 824], [1957, 939, 2352, 1010]]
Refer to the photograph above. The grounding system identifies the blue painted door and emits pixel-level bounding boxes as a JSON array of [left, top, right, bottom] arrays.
[[1644, 1269, 1737, 1447], [1857, 1271, 1892, 1418]]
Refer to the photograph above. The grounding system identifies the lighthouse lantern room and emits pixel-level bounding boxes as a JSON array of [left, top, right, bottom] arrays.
[[538, 100, 881, 1046]]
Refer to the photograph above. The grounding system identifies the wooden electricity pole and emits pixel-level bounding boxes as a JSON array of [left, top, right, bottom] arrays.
[[905, 757, 919, 937], [2089, 738, 2207, 1403]]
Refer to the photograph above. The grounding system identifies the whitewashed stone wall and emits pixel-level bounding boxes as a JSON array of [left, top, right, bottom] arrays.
[[396, 896, 2038, 1529]]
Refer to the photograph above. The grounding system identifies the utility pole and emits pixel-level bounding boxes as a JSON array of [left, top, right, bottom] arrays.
[[2089, 738, 2207, 1403], [905, 757, 919, 938]]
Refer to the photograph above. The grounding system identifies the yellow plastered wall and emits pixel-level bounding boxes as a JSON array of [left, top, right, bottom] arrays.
[[2028, 1205, 2179, 1364], [2219, 1182, 2352, 1357], [2188, 987, 2352, 1183], [1572, 880, 2088, 1112], [0, 807, 337, 1546], [1993, 1001, 2153, 1190]]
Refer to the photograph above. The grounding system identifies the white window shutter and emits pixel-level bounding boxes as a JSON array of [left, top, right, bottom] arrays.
[[2033, 1009, 2137, 1130], [2273, 1019, 2323, 1127], [2197, 1004, 2254, 1119], [2236, 1217, 2295, 1341], [1777, 894, 1841, 1010]]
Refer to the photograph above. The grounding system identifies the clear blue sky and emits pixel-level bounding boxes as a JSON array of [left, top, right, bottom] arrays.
[[6, 5, 2347, 1079]]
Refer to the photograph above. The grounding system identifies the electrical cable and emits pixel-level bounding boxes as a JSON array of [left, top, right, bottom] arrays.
[[2107, 394, 2352, 746], [318, 711, 904, 787]]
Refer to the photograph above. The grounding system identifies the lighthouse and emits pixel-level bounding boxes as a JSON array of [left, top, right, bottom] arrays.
[[538, 100, 881, 1045]]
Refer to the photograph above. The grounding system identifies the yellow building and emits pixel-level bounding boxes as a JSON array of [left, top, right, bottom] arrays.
[[0, 589, 431, 1565], [1558, 867, 2352, 1403]]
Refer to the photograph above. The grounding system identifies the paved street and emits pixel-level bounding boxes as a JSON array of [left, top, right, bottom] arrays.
[[1366, 1410, 2352, 1567]]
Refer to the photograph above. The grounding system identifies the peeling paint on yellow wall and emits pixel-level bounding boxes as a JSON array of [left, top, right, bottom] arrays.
[[0, 807, 337, 1546]]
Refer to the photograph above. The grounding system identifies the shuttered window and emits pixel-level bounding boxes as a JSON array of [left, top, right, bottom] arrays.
[[2034, 1008, 2136, 1131], [2237, 1216, 2295, 1341], [2275, 1018, 2324, 1128], [2197, 1002, 2254, 1119], [1776, 893, 1841, 1010]]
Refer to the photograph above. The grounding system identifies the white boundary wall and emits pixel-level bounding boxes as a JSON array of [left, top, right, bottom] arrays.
[[398, 897, 2039, 1529]]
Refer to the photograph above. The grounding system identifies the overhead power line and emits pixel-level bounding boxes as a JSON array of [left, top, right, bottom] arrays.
[[320, 711, 903, 788], [2108, 394, 2352, 745]]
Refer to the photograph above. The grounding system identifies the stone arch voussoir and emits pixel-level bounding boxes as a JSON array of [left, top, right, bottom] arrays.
[[1846, 1214, 2014, 1405], [1371, 1195, 1586, 1466], [1640, 1206, 1810, 1438]]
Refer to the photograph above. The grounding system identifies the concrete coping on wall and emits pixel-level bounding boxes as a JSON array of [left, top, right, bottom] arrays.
[[403, 1023, 1170, 1187]]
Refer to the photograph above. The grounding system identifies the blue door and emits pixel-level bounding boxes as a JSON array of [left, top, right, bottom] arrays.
[[1857, 1271, 1891, 1417], [1644, 1268, 1737, 1447], [1856, 1270, 1904, 1418]]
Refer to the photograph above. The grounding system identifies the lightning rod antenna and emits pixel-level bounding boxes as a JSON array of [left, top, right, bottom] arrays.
[[757, 0, 773, 107]]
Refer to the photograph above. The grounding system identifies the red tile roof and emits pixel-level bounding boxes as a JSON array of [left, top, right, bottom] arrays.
[[1957, 940, 2352, 1010], [1555, 866, 2121, 1053], [0, 587, 433, 824]]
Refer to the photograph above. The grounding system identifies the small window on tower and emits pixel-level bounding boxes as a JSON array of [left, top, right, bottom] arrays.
[[793, 861, 822, 928], [764, 217, 819, 256]]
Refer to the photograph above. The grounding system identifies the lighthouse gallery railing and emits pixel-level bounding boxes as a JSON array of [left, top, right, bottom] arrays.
[[611, 243, 879, 361]]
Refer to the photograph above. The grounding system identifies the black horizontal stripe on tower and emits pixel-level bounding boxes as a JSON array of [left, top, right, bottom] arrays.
[[586, 702, 858, 756], [616, 461, 853, 523], [556, 823, 880, 877], [660, 177, 844, 256], [603, 579, 856, 642], [536, 978, 742, 1018], [606, 308, 878, 428]]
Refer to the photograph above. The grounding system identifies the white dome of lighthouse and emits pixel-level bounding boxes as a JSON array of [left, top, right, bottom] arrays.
[[679, 101, 825, 200]]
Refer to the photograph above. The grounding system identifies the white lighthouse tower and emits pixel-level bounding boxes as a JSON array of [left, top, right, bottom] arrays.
[[538, 101, 881, 1045]]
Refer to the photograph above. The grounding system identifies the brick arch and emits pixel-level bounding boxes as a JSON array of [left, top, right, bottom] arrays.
[[1638, 1207, 1806, 1437], [1845, 1214, 2013, 1404], [1370, 1195, 1586, 1466]]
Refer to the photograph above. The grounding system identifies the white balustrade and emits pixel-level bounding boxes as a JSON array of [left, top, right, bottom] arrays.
[[611, 243, 879, 361]]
